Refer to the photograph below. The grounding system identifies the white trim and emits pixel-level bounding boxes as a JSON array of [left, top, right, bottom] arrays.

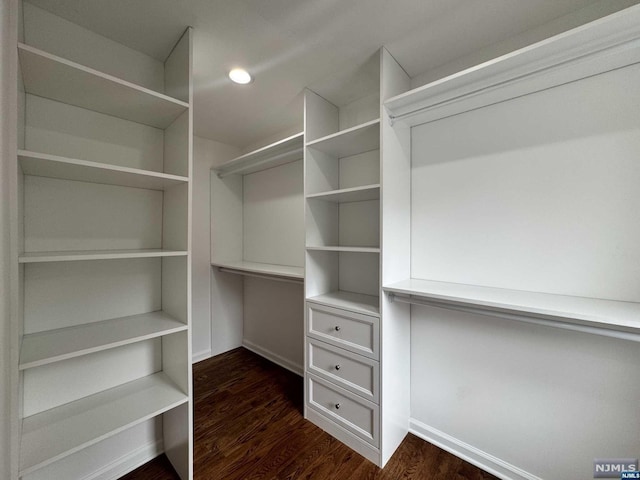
[[385, 4, 640, 127], [191, 349, 212, 364], [83, 440, 163, 480], [242, 340, 303, 377], [409, 419, 542, 480]]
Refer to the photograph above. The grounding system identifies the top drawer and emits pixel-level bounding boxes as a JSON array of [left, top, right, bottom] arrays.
[[306, 302, 379, 359]]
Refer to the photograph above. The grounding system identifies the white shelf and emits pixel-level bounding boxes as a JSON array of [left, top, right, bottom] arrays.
[[306, 119, 380, 158], [307, 291, 380, 316], [19, 372, 188, 475], [384, 278, 640, 335], [19, 249, 188, 263], [20, 311, 187, 370], [306, 246, 380, 253], [306, 184, 380, 203], [19, 150, 189, 191], [212, 260, 304, 279], [18, 43, 188, 129], [213, 132, 304, 177]]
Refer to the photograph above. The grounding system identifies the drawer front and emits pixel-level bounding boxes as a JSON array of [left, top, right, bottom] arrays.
[[308, 339, 379, 403], [307, 373, 379, 447], [306, 303, 379, 359]]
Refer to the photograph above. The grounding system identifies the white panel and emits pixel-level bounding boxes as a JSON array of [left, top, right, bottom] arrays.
[[164, 110, 189, 177], [339, 150, 380, 189], [339, 93, 380, 131], [25, 95, 164, 172], [339, 200, 380, 248], [24, 258, 161, 334], [243, 276, 304, 370], [24, 176, 162, 252], [162, 256, 187, 324], [411, 64, 640, 302], [22, 3, 164, 92], [304, 89, 338, 143], [162, 331, 189, 394], [305, 147, 339, 195], [23, 339, 161, 416], [339, 252, 379, 297], [163, 402, 191, 480], [21, 418, 162, 480], [210, 171, 242, 263], [306, 200, 338, 247], [243, 160, 304, 267], [410, 306, 640, 480], [164, 29, 191, 104], [163, 183, 188, 251], [210, 269, 243, 356], [305, 250, 338, 298]]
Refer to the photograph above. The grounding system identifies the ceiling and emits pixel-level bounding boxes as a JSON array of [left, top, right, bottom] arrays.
[[24, 0, 633, 148]]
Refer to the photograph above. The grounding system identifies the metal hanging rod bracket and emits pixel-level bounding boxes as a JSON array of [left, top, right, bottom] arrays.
[[217, 267, 303, 285]]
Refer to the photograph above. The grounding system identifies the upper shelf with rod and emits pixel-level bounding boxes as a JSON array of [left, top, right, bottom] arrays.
[[213, 132, 304, 177]]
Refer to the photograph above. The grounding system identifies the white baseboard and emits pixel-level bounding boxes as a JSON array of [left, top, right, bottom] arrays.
[[83, 440, 163, 480], [409, 419, 542, 480], [192, 349, 212, 364], [242, 340, 303, 377]]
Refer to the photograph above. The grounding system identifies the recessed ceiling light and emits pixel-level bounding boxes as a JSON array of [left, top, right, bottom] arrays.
[[229, 68, 252, 85]]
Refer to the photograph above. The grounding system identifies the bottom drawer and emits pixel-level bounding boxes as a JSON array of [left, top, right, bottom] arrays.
[[306, 373, 379, 447]]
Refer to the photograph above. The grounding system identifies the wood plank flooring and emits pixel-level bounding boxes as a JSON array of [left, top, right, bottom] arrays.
[[121, 348, 499, 480]]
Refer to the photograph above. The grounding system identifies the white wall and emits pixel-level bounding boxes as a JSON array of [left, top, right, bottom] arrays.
[[192, 135, 239, 362], [0, 0, 17, 478]]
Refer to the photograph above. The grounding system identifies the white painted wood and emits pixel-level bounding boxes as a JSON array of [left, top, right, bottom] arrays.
[[307, 303, 379, 359], [306, 184, 380, 203], [385, 4, 640, 127], [305, 147, 339, 195], [210, 171, 242, 264], [306, 119, 380, 159], [338, 93, 380, 131], [305, 250, 339, 299], [164, 28, 191, 104], [22, 3, 164, 93], [19, 311, 187, 370], [307, 246, 380, 253], [24, 258, 161, 334], [162, 257, 188, 325], [213, 132, 304, 177], [411, 64, 640, 302], [19, 249, 187, 263], [385, 278, 640, 335], [18, 44, 188, 129], [304, 89, 338, 143], [379, 46, 412, 467], [20, 372, 188, 475], [211, 260, 304, 279], [19, 150, 188, 191], [24, 176, 162, 253], [338, 251, 380, 297], [164, 110, 190, 177], [308, 339, 379, 402], [307, 291, 380, 317], [162, 330, 189, 397], [307, 373, 379, 447], [163, 183, 188, 252], [339, 151, 380, 189], [305, 200, 338, 248], [243, 160, 304, 268], [339, 201, 380, 248], [25, 95, 164, 173]]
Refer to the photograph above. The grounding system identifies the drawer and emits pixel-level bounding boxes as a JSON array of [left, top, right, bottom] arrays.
[[306, 302, 379, 359], [307, 339, 379, 403], [306, 373, 379, 447]]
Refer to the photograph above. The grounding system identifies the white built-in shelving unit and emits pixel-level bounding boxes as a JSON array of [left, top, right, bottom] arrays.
[[303, 49, 411, 467], [11, 3, 193, 479]]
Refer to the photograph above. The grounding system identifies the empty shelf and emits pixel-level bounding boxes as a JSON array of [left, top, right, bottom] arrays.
[[384, 278, 640, 335], [20, 372, 188, 475], [306, 184, 380, 203], [19, 249, 188, 263], [19, 150, 188, 191], [214, 132, 304, 177], [18, 43, 188, 129], [306, 119, 380, 158], [20, 311, 187, 370], [306, 246, 380, 253], [307, 291, 380, 316], [212, 260, 304, 279]]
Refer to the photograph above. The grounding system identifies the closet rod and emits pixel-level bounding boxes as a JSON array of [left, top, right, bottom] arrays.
[[387, 293, 640, 343], [218, 147, 303, 177], [217, 267, 303, 285]]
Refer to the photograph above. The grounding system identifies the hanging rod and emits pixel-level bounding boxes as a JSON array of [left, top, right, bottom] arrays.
[[217, 147, 303, 177], [217, 267, 304, 285], [387, 292, 640, 343]]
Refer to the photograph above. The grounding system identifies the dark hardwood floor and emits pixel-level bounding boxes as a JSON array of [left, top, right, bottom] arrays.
[[121, 348, 498, 480]]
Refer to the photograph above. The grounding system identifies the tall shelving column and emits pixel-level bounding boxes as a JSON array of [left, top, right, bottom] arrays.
[[12, 4, 193, 479], [303, 49, 411, 467]]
